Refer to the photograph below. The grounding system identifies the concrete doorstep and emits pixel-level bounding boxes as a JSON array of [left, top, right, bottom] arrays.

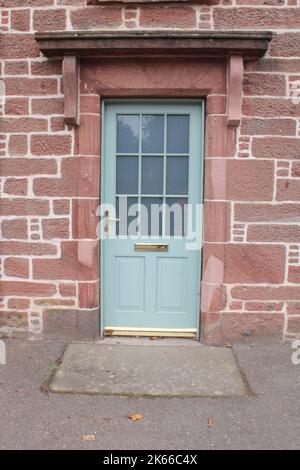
[[48, 341, 248, 398]]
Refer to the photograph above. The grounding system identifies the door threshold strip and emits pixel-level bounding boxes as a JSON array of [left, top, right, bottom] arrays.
[[104, 327, 197, 338]]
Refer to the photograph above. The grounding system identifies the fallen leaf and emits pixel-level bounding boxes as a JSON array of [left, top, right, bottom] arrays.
[[128, 413, 143, 421], [207, 418, 214, 428], [82, 434, 96, 441]]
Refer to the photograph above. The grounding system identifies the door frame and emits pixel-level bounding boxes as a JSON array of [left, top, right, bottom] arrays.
[[100, 98, 205, 339]]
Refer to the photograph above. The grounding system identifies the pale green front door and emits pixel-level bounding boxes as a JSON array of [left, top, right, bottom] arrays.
[[102, 100, 204, 335]]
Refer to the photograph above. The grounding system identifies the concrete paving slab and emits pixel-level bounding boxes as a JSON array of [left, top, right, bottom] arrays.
[[49, 343, 247, 397]]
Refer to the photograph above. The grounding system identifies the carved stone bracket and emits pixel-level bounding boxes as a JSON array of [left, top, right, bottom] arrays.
[[35, 30, 272, 127], [63, 55, 79, 126], [227, 54, 244, 128]]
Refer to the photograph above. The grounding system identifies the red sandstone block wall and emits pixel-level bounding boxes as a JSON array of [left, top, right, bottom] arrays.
[[0, 0, 300, 341]]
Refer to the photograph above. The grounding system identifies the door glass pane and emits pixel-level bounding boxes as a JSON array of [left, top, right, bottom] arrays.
[[142, 115, 164, 153], [167, 115, 189, 154], [165, 197, 188, 236], [141, 197, 163, 236], [116, 156, 138, 194], [117, 115, 139, 153], [116, 196, 138, 236], [142, 156, 164, 195], [166, 156, 189, 195]]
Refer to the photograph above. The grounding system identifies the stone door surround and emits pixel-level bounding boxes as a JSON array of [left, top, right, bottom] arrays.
[[35, 30, 272, 343]]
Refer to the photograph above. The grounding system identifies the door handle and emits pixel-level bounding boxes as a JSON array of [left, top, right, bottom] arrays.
[[104, 210, 119, 233], [104, 210, 119, 222]]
